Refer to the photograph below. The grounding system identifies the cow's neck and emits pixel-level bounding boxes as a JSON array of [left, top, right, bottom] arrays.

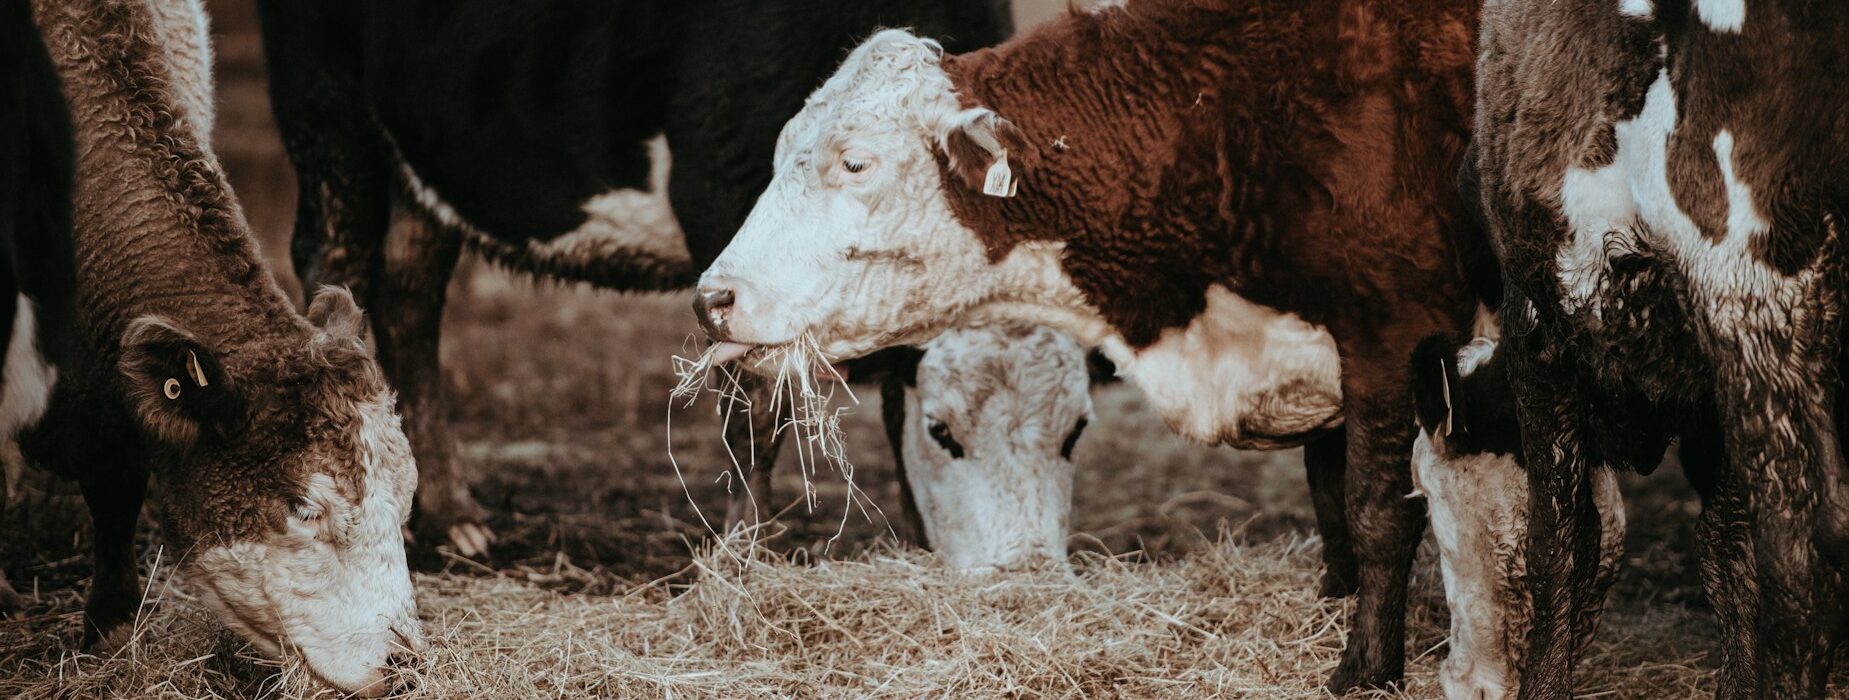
[[39, 1, 305, 353]]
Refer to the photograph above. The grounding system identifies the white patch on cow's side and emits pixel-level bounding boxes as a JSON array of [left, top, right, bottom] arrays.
[[1712, 130, 1770, 244], [396, 136, 691, 270], [1, 295, 57, 502], [1619, 0, 1654, 18], [187, 391, 420, 696], [1695, 0, 1747, 32], [1103, 285, 1342, 448], [903, 324, 1088, 571], [1555, 157, 1637, 317]]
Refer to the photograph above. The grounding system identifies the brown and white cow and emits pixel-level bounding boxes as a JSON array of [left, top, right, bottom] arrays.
[[1471, 0, 1849, 696], [693, 0, 1491, 690], [4, 0, 422, 694], [875, 322, 1092, 572]]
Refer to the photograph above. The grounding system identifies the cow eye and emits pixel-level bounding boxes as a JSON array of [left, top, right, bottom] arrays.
[[927, 419, 964, 459], [1060, 417, 1088, 460], [291, 498, 323, 522], [843, 159, 869, 174]]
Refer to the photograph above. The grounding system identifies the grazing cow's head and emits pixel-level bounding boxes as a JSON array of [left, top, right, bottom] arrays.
[[697, 30, 1054, 367], [892, 323, 1091, 571], [121, 288, 419, 696]]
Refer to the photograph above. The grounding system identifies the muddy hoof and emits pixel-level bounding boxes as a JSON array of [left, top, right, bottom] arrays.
[[445, 522, 496, 558], [1326, 659, 1402, 696], [1317, 567, 1358, 598]]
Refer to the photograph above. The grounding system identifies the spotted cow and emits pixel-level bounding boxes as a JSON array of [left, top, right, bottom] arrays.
[[1469, 0, 1849, 696], [4, 0, 422, 694], [693, 0, 1493, 690]]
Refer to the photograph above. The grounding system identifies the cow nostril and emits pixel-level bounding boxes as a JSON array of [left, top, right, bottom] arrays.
[[693, 287, 737, 337]]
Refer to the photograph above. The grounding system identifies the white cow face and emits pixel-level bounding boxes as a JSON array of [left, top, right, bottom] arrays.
[[696, 30, 1048, 368], [903, 324, 1090, 571]]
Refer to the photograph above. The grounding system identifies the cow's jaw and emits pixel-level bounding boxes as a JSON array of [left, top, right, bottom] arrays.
[[186, 393, 422, 697]]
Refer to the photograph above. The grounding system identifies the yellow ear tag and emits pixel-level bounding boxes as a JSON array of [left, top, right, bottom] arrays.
[[163, 378, 182, 400], [982, 153, 1016, 198], [1438, 358, 1455, 438], [185, 350, 209, 388]]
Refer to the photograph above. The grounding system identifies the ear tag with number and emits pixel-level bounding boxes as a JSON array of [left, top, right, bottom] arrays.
[[982, 154, 1015, 198], [185, 350, 209, 388]]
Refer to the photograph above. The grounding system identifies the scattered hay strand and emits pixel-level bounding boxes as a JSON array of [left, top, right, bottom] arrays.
[[668, 334, 882, 545]]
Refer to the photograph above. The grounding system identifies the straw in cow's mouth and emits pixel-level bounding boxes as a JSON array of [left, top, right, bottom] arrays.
[[668, 333, 877, 540]]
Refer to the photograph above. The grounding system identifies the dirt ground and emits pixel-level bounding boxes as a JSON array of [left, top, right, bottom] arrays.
[[2, 1, 1844, 697]]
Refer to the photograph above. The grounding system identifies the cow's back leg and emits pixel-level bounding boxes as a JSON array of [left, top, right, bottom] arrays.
[[719, 375, 791, 535], [1679, 424, 1761, 698], [1326, 371, 1424, 692], [373, 201, 491, 556], [1304, 426, 1356, 598], [1700, 344, 1846, 697], [1499, 316, 1618, 700], [78, 466, 147, 650]]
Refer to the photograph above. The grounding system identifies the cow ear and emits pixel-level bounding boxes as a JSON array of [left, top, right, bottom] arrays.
[[1410, 333, 1466, 440], [306, 285, 369, 343], [839, 346, 926, 387], [940, 107, 1033, 198], [1085, 349, 1121, 386], [119, 317, 246, 451]]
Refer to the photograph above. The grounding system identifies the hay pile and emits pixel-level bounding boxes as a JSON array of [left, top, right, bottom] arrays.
[[1, 533, 1725, 699]]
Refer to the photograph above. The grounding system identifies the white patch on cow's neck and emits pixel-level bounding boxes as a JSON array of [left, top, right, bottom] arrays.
[[0, 295, 57, 502], [188, 391, 419, 695], [395, 135, 690, 268], [1695, 0, 1746, 32], [1619, 0, 1654, 18], [1103, 285, 1342, 449], [1455, 337, 1499, 378]]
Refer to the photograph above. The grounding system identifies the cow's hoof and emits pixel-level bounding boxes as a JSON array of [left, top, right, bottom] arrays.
[[1326, 660, 1402, 695], [80, 620, 133, 654], [0, 582, 24, 617], [446, 522, 496, 558], [1317, 567, 1358, 598]]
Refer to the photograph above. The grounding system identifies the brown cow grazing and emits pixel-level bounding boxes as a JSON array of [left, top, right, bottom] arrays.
[[693, 0, 1489, 690], [1471, 0, 1849, 697], [8, 0, 423, 695]]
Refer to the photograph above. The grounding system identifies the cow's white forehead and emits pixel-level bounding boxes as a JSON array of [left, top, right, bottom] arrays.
[[777, 30, 958, 165], [919, 324, 1090, 429]]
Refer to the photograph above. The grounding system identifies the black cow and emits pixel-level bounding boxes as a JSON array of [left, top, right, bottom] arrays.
[[258, 0, 1015, 554], [1472, 0, 1849, 697]]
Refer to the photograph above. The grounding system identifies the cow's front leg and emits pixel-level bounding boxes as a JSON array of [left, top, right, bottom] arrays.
[[721, 373, 791, 535], [1327, 389, 1423, 692], [1304, 426, 1357, 597], [1704, 368, 1844, 698], [79, 467, 147, 650], [373, 202, 491, 557], [1504, 337, 1609, 700]]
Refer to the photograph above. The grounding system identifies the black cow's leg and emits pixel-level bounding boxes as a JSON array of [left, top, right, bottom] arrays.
[[720, 374, 790, 535], [1505, 325, 1605, 700], [1327, 388, 1423, 692], [1304, 426, 1356, 598], [1681, 425, 1760, 699], [372, 201, 489, 556], [880, 376, 928, 547], [79, 467, 147, 650]]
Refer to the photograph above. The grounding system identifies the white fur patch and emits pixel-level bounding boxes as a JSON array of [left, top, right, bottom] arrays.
[[1414, 429, 1624, 700], [187, 391, 420, 696], [903, 324, 1087, 571], [1455, 336, 1499, 378], [1712, 130, 1770, 244], [1, 295, 57, 501], [1695, 0, 1747, 32], [1103, 285, 1342, 448], [1555, 154, 1638, 317], [397, 135, 691, 267], [1619, 0, 1654, 18]]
